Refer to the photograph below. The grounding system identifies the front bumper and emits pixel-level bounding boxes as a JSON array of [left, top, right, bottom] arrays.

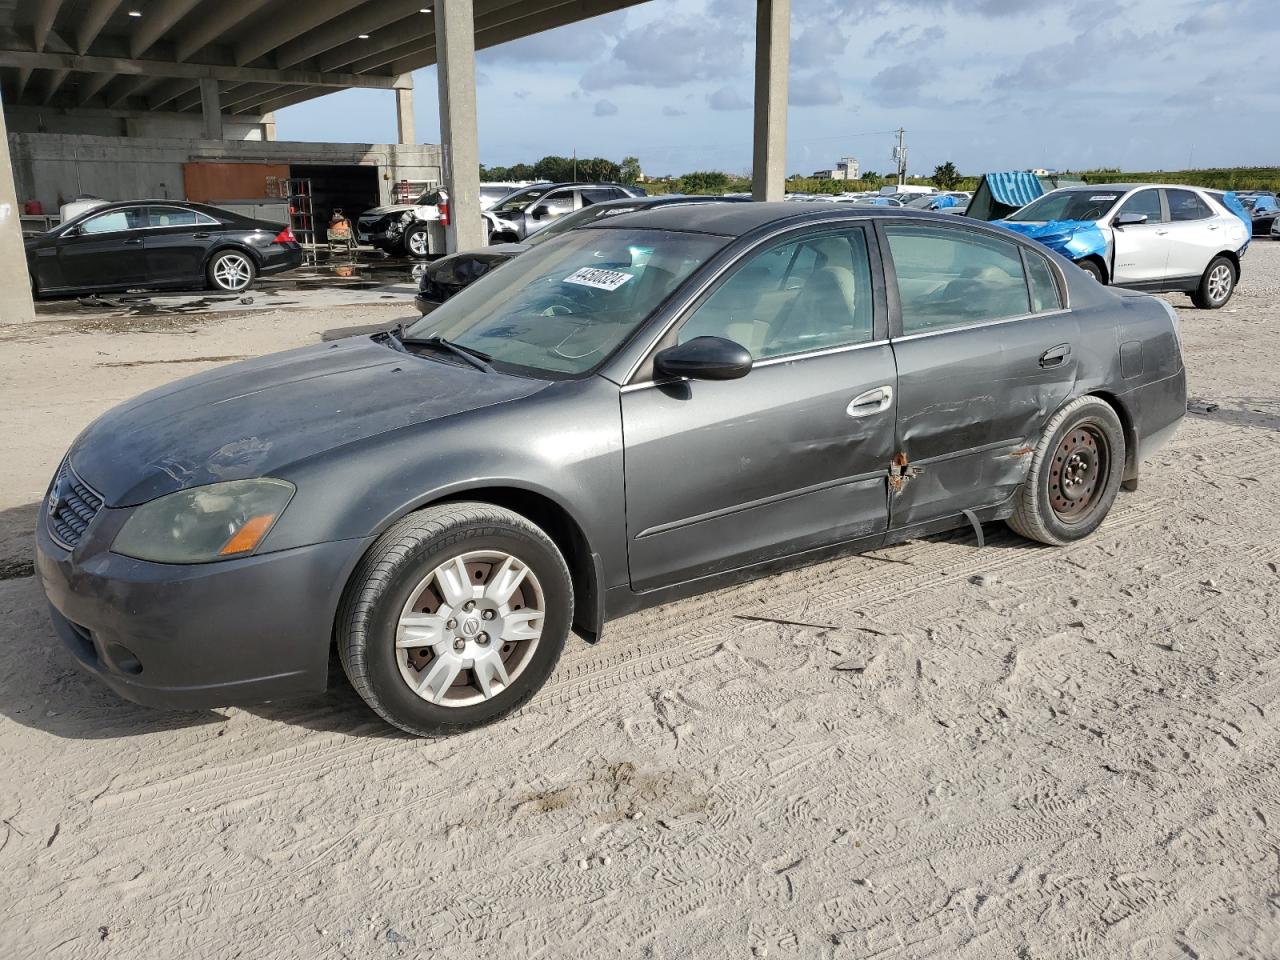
[[35, 504, 373, 710]]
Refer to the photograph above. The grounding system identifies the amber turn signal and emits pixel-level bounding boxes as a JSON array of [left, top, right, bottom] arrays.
[[218, 514, 277, 556]]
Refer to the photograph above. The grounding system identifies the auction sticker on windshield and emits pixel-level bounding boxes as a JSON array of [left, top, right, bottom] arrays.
[[563, 267, 634, 291]]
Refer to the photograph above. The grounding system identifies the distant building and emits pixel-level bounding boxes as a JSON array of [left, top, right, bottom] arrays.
[[812, 156, 860, 181]]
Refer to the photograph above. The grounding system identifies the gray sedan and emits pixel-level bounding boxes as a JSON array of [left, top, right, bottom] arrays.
[[36, 204, 1187, 736]]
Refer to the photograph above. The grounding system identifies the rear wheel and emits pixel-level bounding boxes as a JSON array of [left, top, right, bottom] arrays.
[[1191, 255, 1235, 309], [1007, 396, 1126, 546], [1074, 258, 1105, 283], [208, 250, 256, 292], [338, 503, 573, 737]]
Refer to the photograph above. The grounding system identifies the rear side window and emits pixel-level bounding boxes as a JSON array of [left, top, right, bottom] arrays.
[[1166, 189, 1214, 222], [580, 189, 619, 206], [147, 207, 217, 228], [885, 225, 1030, 334], [1024, 251, 1062, 313]]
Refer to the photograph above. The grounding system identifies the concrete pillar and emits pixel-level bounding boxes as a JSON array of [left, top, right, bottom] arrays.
[[394, 74, 415, 145], [751, 0, 789, 202], [262, 111, 277, 141], [434, 0, 484, 252], [0, 91, 36, 324], [199, 78, 223, 140]]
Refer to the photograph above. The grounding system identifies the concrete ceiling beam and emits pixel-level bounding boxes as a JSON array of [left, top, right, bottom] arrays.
[[233, 0, 359, 67], [31, 0, 65, 53], [173, 0, 272, 62], [76, 0, 123, 55], [276, 0, 427, 69], [130, 0, 202, 59]]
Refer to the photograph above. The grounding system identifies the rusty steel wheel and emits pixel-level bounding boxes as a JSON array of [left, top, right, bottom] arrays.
[[1048, 425, 1110, 522], [1007, 396, 1126, 546]]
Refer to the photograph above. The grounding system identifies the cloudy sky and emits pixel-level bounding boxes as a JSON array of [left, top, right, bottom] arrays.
[[276, 0, 1279, 177]]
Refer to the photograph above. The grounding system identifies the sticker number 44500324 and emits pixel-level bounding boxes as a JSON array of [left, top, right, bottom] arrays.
[[563, 267, 634, 291]]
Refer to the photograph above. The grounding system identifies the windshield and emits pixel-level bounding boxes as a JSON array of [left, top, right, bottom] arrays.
[[492, 185, 555, 215], [404, 227, 725, 377], [1008, 189, 1123, 223]]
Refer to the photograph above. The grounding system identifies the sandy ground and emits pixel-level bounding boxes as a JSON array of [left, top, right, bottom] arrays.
[[1, 246, 1279, 959]]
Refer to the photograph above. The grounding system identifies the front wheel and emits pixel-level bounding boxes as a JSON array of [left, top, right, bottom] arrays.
[[1191, 255, 1235, 309], [404, 223, 432, 259], [1074, 258, 1105, 283], [208, 250, 256, 292], [337, 503, 573, 736], [1007, 396, 1126, 546]]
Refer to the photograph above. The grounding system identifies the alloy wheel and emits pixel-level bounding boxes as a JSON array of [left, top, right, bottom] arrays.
[[1207, 264, 1232, 304], [408, 231, 428, 256], [395, 550, 545, 707], [213, 253, 252, 291]]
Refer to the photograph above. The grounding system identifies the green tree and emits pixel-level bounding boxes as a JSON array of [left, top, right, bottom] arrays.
[[932, 161, 960, 190], [620, 156, 642, 185], [677, 171, 731, 194]]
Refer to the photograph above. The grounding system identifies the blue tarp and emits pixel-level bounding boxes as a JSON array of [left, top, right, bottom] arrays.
[[985, 172, 1047, 209], [993, 219, 1108, 261]]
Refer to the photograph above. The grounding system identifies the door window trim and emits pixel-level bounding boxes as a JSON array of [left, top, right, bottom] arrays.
[[622, 217, 889, 386]]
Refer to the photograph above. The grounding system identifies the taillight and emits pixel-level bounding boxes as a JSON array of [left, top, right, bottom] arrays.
[[439, 202, 450, 227], [273, 226, 295, 244]]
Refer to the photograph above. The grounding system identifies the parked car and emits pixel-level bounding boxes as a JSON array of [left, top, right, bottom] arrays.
[[904, 193, 969, 213], [414, 194, 750, 314], [37, 204, 1186, 736], [483, 182, 646, 242], [1236, 191, 1280, 237], [994, 184, 1250, 308], [356, 187, 450, 259], [24, 200, 302, 296]]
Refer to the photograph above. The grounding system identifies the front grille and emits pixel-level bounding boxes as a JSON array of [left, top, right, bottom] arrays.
[[47, 460, 104, 550]]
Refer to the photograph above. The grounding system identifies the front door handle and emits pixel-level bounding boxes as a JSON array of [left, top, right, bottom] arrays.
[[1039, 343, 1071, 367], [122, 238, 142, 245], [846, 385, 894, 418], [1155, 229, 1169, 236], [192, 232, 211, 239]]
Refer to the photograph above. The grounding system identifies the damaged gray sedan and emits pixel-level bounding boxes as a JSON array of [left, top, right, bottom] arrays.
[[36, 204, 1186, 736]]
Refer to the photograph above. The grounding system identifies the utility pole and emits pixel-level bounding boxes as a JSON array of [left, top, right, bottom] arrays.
[[573, 149, 577, 181], [892, 128, 907, 186]]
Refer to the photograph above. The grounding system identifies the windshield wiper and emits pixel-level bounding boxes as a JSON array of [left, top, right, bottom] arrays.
[[399, 331, 494, 373]]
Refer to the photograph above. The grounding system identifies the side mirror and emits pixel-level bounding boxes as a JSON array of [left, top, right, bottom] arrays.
[[62, 224, 81, 237], [1114, 213, 1148, 227], [530, 204, 550, 219], [653, 336, 753, 382]]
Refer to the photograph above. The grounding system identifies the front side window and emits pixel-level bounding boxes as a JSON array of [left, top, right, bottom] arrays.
[[1008, 190, 1122, 223], [404, 227, 724, 377], [492, 185, 553, 214], [1166, 189, 1214, 222], [885, 225, 1031, 334], [1115, 189, 1165, 223], [78, 208, 145, 235], [677, 228, 874, 360]]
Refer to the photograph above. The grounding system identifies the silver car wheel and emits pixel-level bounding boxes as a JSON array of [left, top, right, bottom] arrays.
[[213, 253, 252, 291], [407, 229, 429, 257], [1207, 263, 1232, 303], [395, 550, 545, 707]]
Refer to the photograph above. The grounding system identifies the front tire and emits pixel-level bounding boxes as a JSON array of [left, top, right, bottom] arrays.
[[208, 250, 256, 292], [1191, 255, 1235, 309], [1007, 396, 1126, 546], [404, 223, 432, 259], [1074, 258, 1105, 283], [337, 503, 573, 737]]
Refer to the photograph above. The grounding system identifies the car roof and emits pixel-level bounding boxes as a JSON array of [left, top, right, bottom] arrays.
[[586, 200, 963, 237]]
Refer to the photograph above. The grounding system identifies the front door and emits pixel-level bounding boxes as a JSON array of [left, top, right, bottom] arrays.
[[622, 226, 897, 591], [56, 206, 148, 290], [1109, 188, 1170, 285], [144, 206, 220, 284], [880, 221, 1080, 528]]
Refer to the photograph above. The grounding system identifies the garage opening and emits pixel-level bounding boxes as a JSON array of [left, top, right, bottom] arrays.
[[289, 164, 380, 227]]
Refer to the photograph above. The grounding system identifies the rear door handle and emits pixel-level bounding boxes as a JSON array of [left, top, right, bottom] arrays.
[[1039, 343, 1071, 367], [846, 385, 894, 418], [122, 238, 142, 245], [1155, 229, 1169, 236], [192, 232, 211, 238]]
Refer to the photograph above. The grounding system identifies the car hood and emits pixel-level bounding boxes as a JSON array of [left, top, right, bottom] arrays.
[[70, 336, 548, 507], [993, 218, 1109, 260], [360, 204, 416, 218]]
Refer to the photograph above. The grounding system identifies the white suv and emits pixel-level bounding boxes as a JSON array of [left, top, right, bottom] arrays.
[[995, 184, 1251, 308]]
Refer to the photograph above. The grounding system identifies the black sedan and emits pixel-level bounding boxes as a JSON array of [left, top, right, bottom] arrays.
[[25, 199, 303, 297], [36, 204, 1186, 736], [414, 194, 749, 314]]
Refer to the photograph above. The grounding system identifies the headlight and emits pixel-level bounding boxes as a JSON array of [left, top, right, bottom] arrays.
[[112, 479, 295, 564]]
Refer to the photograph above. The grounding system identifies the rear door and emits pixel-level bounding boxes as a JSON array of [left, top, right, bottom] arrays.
[[55, 206, 148, 290], [1109, 188, 1170, 285], [880, 221, 1079, 529], [1162, 189, 1225, 283], [143, 206, 222, 284], [621, 224, 897, 591]]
